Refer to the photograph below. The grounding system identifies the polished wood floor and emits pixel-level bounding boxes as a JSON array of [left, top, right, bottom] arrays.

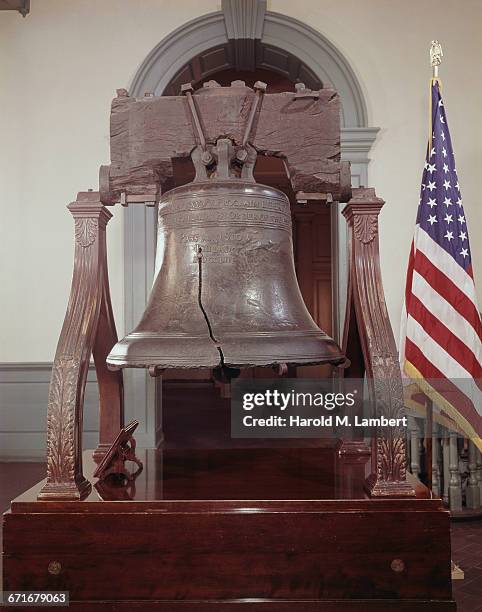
[[1, 461, 480, 610], [450, 521, 482, 612]]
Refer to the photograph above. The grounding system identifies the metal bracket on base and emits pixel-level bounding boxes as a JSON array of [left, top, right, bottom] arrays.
[[94, 420, 143, 482]]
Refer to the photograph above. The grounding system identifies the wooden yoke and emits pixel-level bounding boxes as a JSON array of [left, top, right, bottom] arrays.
[[342, 188, 414, 497], [99, 83, 352, 206], [38, 192, 123, 501]]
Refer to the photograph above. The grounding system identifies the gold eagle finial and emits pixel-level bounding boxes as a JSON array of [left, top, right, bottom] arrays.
[[430, 40, 443, 77]]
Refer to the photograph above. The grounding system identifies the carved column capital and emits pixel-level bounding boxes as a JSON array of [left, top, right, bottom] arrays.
[[342, 186, 384, 216], [68, 191, 113, 221]]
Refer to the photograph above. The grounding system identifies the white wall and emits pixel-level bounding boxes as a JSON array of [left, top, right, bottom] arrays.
[[273, 0, 482, 342], [1, 0, 481, 362], [0, 0, 217, 362]]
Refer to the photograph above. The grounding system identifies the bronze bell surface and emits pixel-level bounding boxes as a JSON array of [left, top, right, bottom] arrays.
[[107, 82, 344, 372], [107, 139, 344, 372]]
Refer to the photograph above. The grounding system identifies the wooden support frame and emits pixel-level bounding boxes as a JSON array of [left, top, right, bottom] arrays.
[[37, 88, 412, 501], [38, 192, 123, 501], [342, 188, 415, 497], [99, 84, 351, 205]]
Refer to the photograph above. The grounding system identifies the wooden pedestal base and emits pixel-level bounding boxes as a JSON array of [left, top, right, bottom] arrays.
[[3, 448, 455, 611]]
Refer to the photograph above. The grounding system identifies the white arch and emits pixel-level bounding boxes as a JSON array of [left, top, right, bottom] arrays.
[[130, 13, 227, 97], [262, 12, 367, 127], [129, 10, 368, 128]]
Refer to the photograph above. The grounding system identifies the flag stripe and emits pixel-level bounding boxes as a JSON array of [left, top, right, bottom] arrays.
[[406, 314, 472, 380], [405, 386, 463, 433], [411, 270, 482, 365], [415, 227, 479, 302], [407, 290, 482, 380], [405, 339, 482, 430], [405, 316, 482, 402], [405, 358, 482, 452], [413, 249, 482, 341]]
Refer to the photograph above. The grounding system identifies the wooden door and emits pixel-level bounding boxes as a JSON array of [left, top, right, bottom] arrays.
[[292, 203, 333, 378]]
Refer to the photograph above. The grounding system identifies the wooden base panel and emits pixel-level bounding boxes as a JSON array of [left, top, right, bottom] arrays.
[[3, 449, 455, 610]]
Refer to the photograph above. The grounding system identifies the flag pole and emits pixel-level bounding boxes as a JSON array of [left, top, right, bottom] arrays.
[[430, 41, 463, 582], [424, 41, 443, 491]]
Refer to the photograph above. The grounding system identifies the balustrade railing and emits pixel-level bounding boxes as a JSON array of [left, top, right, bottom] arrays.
[[407, 415, 482, 515]]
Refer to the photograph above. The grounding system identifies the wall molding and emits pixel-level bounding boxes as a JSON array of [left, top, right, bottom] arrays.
[[222, 0, 266, 40], [222, 0, 267, 70], [261, 12, 367, 127], [341, 127, 380, 161], [129, 8, 369, 128], [335, 127, 379, 341], [0, 363, 94, 461], [129, 12, 228, 97], [0, 362, 155, 461]]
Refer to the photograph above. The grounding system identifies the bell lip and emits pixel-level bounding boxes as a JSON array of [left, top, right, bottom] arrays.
[[106, 361, 220, 371], [107, 357, 346, 371], [114, 330, 339, 339], [107, 333, 345, 370], [106, 351, 346, 371]]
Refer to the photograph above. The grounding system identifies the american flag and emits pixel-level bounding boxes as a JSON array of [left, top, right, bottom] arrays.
[[400, 80, 482, 450]]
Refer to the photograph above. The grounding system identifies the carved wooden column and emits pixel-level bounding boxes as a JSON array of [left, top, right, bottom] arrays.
[[38, 192, 120, 500], [466, 440, 481, 509], [342, 188, 415, 497], [442, 434, 450, 504], [448, 432, 462, 511], [432, 425, 442, 498], [408, 416, 422, 479]]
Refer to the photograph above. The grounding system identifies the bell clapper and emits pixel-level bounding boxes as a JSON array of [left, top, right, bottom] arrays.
[[273, 363, 289, 377], [212, 366, 241, 384]]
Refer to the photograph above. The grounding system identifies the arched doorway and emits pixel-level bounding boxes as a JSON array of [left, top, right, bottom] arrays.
[[122, 6, 379, 449]]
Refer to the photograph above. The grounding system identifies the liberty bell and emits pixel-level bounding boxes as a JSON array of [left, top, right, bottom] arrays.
[[107, 82, 344, 375]]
